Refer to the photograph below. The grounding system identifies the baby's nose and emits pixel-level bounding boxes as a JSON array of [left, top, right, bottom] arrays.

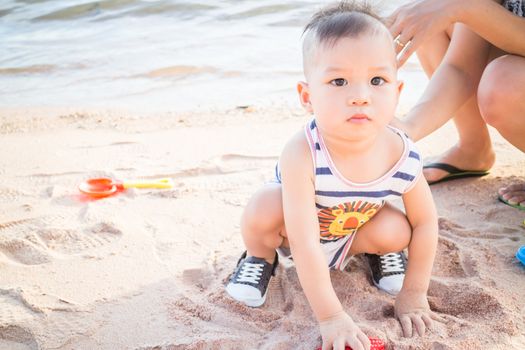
[[350, 96, 370, 105], [347, 86, 370, 105]]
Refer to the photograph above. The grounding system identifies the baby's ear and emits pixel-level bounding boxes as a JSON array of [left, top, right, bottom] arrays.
[[297, 81, 313, 114]]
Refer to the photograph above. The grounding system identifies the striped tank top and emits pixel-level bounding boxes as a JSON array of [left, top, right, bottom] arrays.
[[275, 119, 423, 269]]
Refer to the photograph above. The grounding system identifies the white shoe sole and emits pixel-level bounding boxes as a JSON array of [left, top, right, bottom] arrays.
[[226, 284, 268, 307]]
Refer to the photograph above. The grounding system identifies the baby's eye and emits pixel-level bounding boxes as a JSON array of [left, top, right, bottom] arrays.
[[371, 76, 386, 86], [330, 78, 347, 87]]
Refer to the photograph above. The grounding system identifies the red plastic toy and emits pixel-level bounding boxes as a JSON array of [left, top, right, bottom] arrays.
[[316, 337, 385, 350], [78, 177, 173, 198]]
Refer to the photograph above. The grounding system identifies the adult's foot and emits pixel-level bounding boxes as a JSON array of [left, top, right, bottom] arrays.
[[498, 183, 525, 208], [423, 144, 495, 184]]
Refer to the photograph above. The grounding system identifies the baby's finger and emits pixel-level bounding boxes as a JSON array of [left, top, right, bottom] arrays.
[[422, 313, 434, 329], [321, 340, 333, 350], [410, 314, 427, 336], [429, 312, 448, 323], [399, 315, 413, 338], [333, 338, 346, 350], [357, 332, 371, 350], [345, 336, 365, 350]]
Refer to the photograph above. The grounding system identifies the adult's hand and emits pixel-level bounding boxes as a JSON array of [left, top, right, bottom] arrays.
[[389, 116, 415, 139], [386, 0, 465, 66]]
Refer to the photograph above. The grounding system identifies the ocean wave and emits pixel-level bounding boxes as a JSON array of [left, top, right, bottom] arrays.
[[30, 0, 220, 22], [0, 64, 57, 75]]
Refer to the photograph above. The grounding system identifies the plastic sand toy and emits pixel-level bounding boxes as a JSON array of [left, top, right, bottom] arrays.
[[316, 337, 385, 350], [79, 177, 173, 198], [516, 246, 525, 266]]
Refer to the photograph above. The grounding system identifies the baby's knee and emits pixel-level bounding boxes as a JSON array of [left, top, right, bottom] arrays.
[[241, 185, 283, 233], [369, 215, 411, 254], [377, 228, 411, 254]]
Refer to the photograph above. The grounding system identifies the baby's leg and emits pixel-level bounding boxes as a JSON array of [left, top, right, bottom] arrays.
[[349, 203, 411, 255], [226, 183, 285, 307], [241, 183, 286, 264], [349, 204, 411, 295]]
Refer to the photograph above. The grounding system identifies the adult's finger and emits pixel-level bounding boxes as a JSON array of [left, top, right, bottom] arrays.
[[410, 314, 427, 336], [394, 29, 413, 56], [384, 9, 400, 31], [390, 22, 402, 47], [397, 39, 417, 67], [399, 315, 413, 338]]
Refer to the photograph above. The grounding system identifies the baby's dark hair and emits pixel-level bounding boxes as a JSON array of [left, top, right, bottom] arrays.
[[302, 1, 389, 76], [304, 1, 384, 46]]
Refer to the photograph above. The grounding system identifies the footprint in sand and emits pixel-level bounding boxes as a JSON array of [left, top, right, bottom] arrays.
[[0, 217, 122, 265], [35, 222, 122, 255], [0, 325, 38, 350], [0, 237, 51, 265]]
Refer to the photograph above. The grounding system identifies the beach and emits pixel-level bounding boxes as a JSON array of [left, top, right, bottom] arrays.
[[0, 104, 524, 349], [1, 0, 525, 349]]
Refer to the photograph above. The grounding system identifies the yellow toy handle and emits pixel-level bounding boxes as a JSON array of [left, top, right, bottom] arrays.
[[122, 178, 174, 189]]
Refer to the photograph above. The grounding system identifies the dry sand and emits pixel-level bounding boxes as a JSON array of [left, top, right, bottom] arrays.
[[0, 105, 524, 350]]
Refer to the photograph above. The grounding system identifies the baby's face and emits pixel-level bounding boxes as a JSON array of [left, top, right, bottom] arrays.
[[299, 31, 402, 141]]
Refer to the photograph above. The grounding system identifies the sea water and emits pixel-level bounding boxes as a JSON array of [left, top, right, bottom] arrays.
[[0, 0, 424, 112]]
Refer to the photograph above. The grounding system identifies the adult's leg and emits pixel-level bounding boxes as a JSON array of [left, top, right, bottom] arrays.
[[416, 25, 495, 183], [478, 54, 525, 206], [241, 183, 286, 263]]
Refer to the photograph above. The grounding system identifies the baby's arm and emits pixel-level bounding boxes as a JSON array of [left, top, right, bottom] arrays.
[[280, 132, 370, 350], [398, 175, 439, 337]]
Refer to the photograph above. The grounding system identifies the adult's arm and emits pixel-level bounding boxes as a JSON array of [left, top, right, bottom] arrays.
[[389, 0, 525, 66], [403, 24, 491, 141]]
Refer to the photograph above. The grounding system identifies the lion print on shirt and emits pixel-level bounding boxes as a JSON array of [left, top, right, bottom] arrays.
[[318, 201, 382, 241]]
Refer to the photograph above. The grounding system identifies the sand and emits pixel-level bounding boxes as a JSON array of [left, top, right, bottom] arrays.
[[0, 105, 524, 350]]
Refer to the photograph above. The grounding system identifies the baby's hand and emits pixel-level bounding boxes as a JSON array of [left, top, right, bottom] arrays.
[[394, 290, 436, 337], [319, 311, 370, 350]]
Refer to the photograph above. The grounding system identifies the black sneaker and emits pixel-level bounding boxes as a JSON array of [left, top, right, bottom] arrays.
[[225, 251, 278, 307], [365, 251, 407, 295]]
